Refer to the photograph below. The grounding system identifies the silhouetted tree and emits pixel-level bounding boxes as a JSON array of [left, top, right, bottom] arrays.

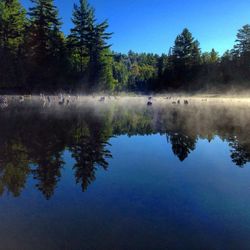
[[0, 0, 26, 88], [27, 0, 65, 88], [68, 0, 93, 74], [232, 24, 250, 80], [68, 0, 114, 91], [170, 28, 201, 88]]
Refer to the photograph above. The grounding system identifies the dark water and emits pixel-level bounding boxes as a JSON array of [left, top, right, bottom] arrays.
[[0, 101, 250, 250]]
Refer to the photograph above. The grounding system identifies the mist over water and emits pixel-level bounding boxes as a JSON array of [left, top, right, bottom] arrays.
[[0, 98, 250, 249]]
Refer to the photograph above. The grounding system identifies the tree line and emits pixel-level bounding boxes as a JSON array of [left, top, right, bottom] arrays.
[[1, 0, 250, 93]]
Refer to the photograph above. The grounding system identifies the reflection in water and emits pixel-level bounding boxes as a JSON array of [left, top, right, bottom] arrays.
[[0, 101, 250, 199], [167, 133, 197, 162], [229, 138, 250, 167], [70, 134, 112, 192]]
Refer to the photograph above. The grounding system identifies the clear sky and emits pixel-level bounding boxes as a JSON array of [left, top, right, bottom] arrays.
[[20, 0, 250, 55]]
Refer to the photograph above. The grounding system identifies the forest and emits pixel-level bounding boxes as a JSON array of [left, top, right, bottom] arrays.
[[1, 0, 250, 93]]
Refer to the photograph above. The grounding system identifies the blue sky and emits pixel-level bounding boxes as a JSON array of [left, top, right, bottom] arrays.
[[20, 0, 250, 55]]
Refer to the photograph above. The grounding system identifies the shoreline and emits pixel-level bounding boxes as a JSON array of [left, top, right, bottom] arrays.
[[1, 94, 250, 108]]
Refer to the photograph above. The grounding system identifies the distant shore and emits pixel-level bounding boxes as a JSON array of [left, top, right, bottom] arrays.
[[1, 94, 250, 108]]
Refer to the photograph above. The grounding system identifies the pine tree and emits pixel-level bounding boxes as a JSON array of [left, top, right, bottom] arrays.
[[87, 20, 113, 88], [27, 0, 65, 87], [28, 0, 62, 64], [171, 28, 201, 87], [233, 24, 250, 72], [68, 0, 93, 73], [0, 0, 26, 87], [172, 28, 201, 68], [69, 0, 113, 91], [234, 24, 250, 56], [210, 48, 219, 63], [0, 0, 26, 51]]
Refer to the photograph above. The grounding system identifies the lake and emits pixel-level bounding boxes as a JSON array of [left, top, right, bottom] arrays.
[[0, 96, 250, 250]]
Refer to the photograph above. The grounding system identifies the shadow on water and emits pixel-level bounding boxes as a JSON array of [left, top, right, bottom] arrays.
[[0, 101, 250, 199]]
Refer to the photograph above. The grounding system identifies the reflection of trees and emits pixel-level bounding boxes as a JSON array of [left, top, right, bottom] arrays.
[[229, 138, 250, 167], [70, 134, 112, 192], [167, 133, 197, 162], [0, 112, 113, 198], [69, 118, 112, 192], [32, 152, 64, 199], [25, 117, 67, 199], [0, 103, 250, 198], [112, 109, 154, 136], [0, 142, 30, 197]]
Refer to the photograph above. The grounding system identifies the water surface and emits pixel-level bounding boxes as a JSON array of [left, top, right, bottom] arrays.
[[0, 100, 250, 249]]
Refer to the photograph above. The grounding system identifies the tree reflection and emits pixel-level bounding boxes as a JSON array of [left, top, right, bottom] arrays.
[[26, 117, 67, 199], [167, 133, 197, 162], [0, 142, 30, 197], [70, 134, 112, 192], [32, 152, 64, 199], [229, 138, 250, 167], [0, 103, 249, 198]]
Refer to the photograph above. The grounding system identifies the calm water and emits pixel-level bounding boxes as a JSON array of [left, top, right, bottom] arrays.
[[0, 100, 250, 250]]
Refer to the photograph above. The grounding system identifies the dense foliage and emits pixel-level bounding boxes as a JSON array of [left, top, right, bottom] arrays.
[[0, 0, 250, 92]]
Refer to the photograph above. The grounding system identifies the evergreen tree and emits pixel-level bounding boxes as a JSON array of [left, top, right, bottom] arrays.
[[27, 0, 65, 88], [171, 28, 201, 87], [68, 0, 93, 73], [172, 28, 201, 68], [69, 0, 113, 91], [0, 0, 26, 87], [220, 50, 235, 83], [0, 0, 26, 51], [233, 24, 250, 79], [28, 0, 62, 62], [210, 48, 219, 63], [234, 24, 250, 57], [87, 20, 113, 89]]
